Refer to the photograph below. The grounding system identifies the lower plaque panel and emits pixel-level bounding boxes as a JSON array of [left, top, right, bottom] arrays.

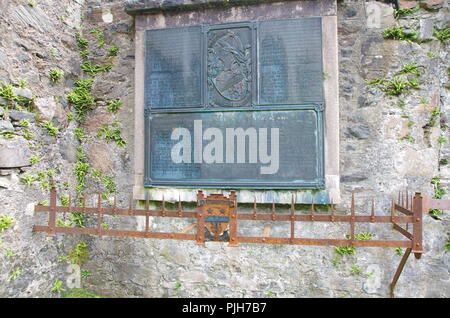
[[145, 107, 324, 189]]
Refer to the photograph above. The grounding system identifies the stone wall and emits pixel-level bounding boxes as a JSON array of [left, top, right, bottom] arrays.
[[0, 0, 448, 298]]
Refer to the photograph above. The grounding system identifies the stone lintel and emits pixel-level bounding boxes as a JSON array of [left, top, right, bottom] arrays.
[[125, 0, 336, 16]]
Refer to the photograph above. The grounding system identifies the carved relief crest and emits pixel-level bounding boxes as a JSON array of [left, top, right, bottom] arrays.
[[207, 27, 252, 107]]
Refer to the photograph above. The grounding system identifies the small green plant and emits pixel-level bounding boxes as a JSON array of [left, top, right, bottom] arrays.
[[57, 219, 72, 227], [16, 78, 28, 88], [90, 29, 105, 48], [334, 246, 356, 256], [399, 134, 415, 143], [60, 194, 70, 207], [80, 60, 113, 77], [393, 6, 419, 19], [425, 108, 441, 127], [446, 235, 450, 252], [331, 257, 340, 267], [433, 26, 450, 42], [440, 158, 448, 166], [395, 247, 403, 256], [107, 45, 120, 57], [74, 160, 90, 196], [383, 26, 418, 42], [29, 154, 41, 165], [67, 112, 75, 122], [267, 291, 276, 298], [28, 1, 36, 7], [75, 32, 89, 50], [350, 265, 362, 275], [51, 280, 65, 293], [0, 215, 14, 231], [68, 213, 86, 228], [74, 127, 86, 141], [4, 247, 14, 258], [354, 232, 373, 240], [398, 62, 422, 77], [22, 129, 34, 140], [102, 175, 116, 194], [41, 121, 60, 136], [79, 49, 90, 59], [18, 119, 30, 127], [438, 136, 448, 144], [61, 288, 101, 298], [0, 131, 17, 139], [20, 173, 36, 186], [426, 52, 438, 58], [67, 79, 95, 121], [384, 76, 414, 96], [175, 281, 182, 290], [9, 268, 21, 280], [96, 121, 126, 148], [101, 222, 110, 229], [60, 241, 89, 265], [81, 270, 92, 279], [0, 82, 18, 104], [107, 99, 122, 113], [49, 68, 64, 83]]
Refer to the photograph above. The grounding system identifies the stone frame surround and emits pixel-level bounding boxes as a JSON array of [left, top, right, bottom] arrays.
[[127, 0, 340, 203]]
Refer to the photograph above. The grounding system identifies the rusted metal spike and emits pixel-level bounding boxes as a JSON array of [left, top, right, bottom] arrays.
[[128, 193, 133, 215], [271, 198, 276, 221], [82, 196, 86, 215], [330, 197, 335, 222], [162, 195, 166, 217], [253, 196, 257, 220], [371, 198, 375, 222], [391, 200, 395, 222], [290, 194, 295, 243], [406, 190, 409, 210], [178, 195, 182, 217], [310, 197, 315, 221], [350, 192, 355, 240], [68, 193, 72, 216], [96, 193, 102, 234]]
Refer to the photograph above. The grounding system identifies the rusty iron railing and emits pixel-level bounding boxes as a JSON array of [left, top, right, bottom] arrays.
[[33, 187, 450, 297]]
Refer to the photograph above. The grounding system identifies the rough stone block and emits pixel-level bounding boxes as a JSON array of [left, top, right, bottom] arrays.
[[0, 120, 14, 132], [8, 110, 35, 122], [0, 138, 31, 168]]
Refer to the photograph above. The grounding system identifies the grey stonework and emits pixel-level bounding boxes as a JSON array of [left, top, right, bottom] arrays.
[[0, 0, 448, 298]]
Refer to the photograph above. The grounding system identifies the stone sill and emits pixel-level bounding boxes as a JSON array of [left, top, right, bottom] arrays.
[[125, 0, 318, 15]]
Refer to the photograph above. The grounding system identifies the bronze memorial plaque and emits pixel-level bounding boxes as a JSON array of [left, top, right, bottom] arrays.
[[144, 18, 325, 189]]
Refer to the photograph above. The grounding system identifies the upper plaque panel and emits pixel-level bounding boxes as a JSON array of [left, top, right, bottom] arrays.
[[258, 18, 324, 105], [145, 27, 202, 109], [207, 25, 253, 107]]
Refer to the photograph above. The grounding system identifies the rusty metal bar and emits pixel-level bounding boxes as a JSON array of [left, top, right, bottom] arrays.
[[390, 248, 412, 298], [290, 194, 295, 243], [229, 191, 238, 247], [423, 197, 450, 211], [145, 198, 150, 233], [196, 191, 205, 246], [393, 223, 413, 240], [33, 225, 197, 241], [394, 204, 413, 216], [96, 193, 102, 235], [350, 192, 355, 241], [48, 186, 57, 236], [34, 205, 415, 224], [237, 236, 412, 248], [412, 193, 423, 258]]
